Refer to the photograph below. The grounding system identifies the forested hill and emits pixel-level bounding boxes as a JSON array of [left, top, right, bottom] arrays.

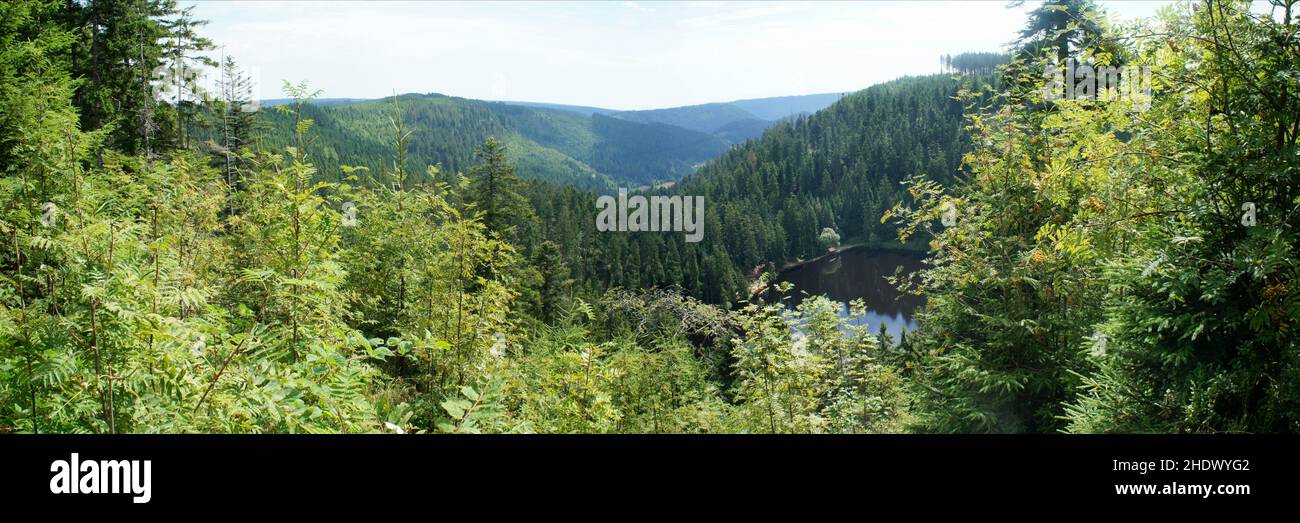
[[532, 73, 990, 305], [609, 102, 758, 136], [255, 93, 730, 189], [246, 76, 985, 305], [259, 97, 369, 107], [8, 0, 1294, 436], [729, 93, 846, 120], [678, 74, 985, 263], [507, 92, 846, 145]]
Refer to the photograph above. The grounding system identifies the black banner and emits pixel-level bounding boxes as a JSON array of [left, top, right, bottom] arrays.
[[0, 435, 1292, 513]]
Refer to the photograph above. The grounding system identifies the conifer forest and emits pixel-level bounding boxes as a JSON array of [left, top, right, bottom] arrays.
[[1, 0, 1298, 437]]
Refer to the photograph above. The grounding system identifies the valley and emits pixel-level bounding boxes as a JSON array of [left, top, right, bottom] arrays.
[[251, 90, 847, 191], [2, 0, 1296, 437]]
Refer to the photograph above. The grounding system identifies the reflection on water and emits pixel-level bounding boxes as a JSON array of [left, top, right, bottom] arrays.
[[769, 248, 926, 339]]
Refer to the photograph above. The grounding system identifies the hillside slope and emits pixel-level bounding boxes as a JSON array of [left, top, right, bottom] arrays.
[[611, 102, 759, 136], [257, 93, 729, 189], [729, 92, 846, 120], [528, 74, 990, 305], [501, 92, 846, 146], [607, 93, 845, 145]]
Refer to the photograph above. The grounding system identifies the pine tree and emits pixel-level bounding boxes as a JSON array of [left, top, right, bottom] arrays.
[[160, 4, 215, 150], [213, 54, 258, 198], [533, 240, 571, 324], [467, 137, 533, 240], [67, 0, 176, 154]]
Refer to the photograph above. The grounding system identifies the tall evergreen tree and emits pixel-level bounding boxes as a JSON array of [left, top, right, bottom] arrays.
[[159, 3, 214, 150], [213, 54, 257, 196], [467, 137, 533, 240], [67, 0, 176, 154]]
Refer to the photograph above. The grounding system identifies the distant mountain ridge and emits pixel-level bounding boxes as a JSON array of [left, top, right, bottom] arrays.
[[494, 101, 619, 117], [254, 91, 848, 188], [257, 92, 730, 189], [259, 97, 370, 108], [729, 93, 846, 120], [503, 92, 846, 145]]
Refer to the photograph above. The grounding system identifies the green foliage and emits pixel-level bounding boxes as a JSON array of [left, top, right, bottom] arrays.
[[818, 228, 840, 248], [467, 137, 535, 239], [891, 0, 1141, 433], [895, 0, 1299, 434], [727, 295, 907, 433], [4, 0, 1297, 435], [516, 73, 984, 308], [1065, 0, 1300, 433], [65, 0, 179, 154], [940, 52, 1010, 74], [492, 292, 732, 434], [254, 93, 731, 189]]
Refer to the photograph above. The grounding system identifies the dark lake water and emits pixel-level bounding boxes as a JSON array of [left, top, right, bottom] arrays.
[[769, 248, 926, 339]]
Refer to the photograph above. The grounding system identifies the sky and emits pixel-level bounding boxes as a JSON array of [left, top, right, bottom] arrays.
[[191, 0, 1178, 110]]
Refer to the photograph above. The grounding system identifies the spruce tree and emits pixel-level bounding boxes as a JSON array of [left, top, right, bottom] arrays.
[[467, 137, 533, 239]]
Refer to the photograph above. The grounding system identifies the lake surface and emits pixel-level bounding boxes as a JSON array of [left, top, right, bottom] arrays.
[[769, 248, 926, 339]]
